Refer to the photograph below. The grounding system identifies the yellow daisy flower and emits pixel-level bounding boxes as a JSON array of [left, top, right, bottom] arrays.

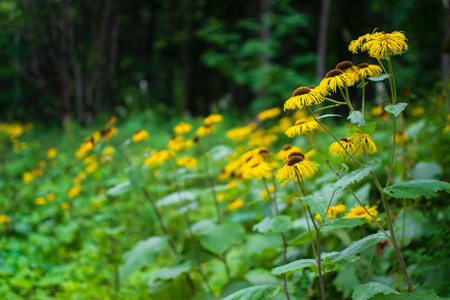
[[344, 204, 379, 221], [284, 86, 325, 111], [46, 147, 58, 159], [335, 61, 360, 84], [357, 63, 383, 80], [348, 33, 371, 54], [319, 69, 355, 93], [228, 198, 244, 211], [132, 129, 150, 143], [226, 123, 255, 142], [276, 151, 319, 182], [204, 114, 223, 125], [257, 107, 281, 121], [176, 157, 198, 168], [196, 124, 215, 136], [329, 137, 357, 157], [315, 202, 346, 221], [352, 133, 377, 154], [285, 118, 320, 137], [241, 161, 273, 180], [363, 31, 408, 59], [173, 122, 193, 135], [275, 144, 302, 161]]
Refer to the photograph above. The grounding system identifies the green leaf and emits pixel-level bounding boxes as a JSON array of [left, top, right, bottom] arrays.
[[333, 263, 359, 297], [348, 111, 366, 126], [384, 103, 407, 117], [299, 195, 327, 220], [314, 104, 342, 112], [331, 232, 388, 263], [318, 114, 341, 119], [106, 181, 131, 196], [271, 259, 317, 276], [148, 261, 192, 283], [332, 163, 378, 193], [156, 191, 196, 207], [368, 74, 389, 81], [359, 121, 377, 135], [127, 166, 144, 189], [322, 218, 365, 230], [352, 282, 399, 300], [385, 180, 450, 199], [119, 236, 167, 283], [197, 222, 245, 255], [369, 290, 440, 299], [253, 216, 293, 234], [288, 229, 315, 246], [222, 285, 280, 300]]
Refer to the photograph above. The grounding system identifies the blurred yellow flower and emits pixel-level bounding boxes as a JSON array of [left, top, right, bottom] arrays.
[[102, 146, 115, 156], [144, 150, 174, 167], [46, 147, 58, 159], [23, 172, 34, 184], [46, 193, 56, 201], [395, 130, 409, 145], [106, 115, 118, 126], [217, 193, 226, 202], [257, 107, 281, 122], [35, 197, 46, 205], [60, 202, 71, 210], [132, 129, 150, 143], [173, 122, 193, 135], [196, 124, 215, 136], [38, 160, 46, 169], [85, 162, 99, 174], [228, 198, 244, 211], [411, 107, 425, 117], [32, 169, 43, 177], [315, 202, 346, 221], [176, 156, 198, 168], [241, 161, 273, 180], [0, 215, 10, 232], [260, 185, 275, 198], [344, 204, 379, 221], [168, 136, 187, 151], [100, 127, 118, 142], [204, 114, 223, 124], [226, 123, 255, 142], [68, 185, 82, 198]]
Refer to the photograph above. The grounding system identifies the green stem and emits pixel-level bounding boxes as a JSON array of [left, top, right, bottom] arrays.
[[361, 79, 366, 117], [324, 97, 346, 105]]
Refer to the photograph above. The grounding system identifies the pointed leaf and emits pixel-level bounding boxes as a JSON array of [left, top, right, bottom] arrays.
[[367, 74, 389, 81], [348, 111, 366, 126], [331, 232, 388, 263], [352, 282, 399, 300], [322, 218, 365, 230], [299, 195, 327, 220], [332, 163, 378, 193], [318, 114, 341, 119], [384, 103, 407, 117], [222, 285, 280, 300], [386, 179, 450, 199], [253, 216, 293, 234]]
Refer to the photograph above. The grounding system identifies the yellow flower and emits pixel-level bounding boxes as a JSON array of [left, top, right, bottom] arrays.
[[336, 61, 360, 84], [241, 161, 273, 180], [0, 215, 10, 224], [344, 204, 379, 221], [73, 172, 86, 184], [173, 122, 193, 135], [260, 185, 275, 198], [46, 193, 56, 201], [284, 86, 325, 111], [100, 127, 118, 142], [257, 107, 281, 121], [285, 118, 320, 137], [357, 63, 383, 80], [168, 136, 187, 151], [329, 137, 357, 157], [85, 162, 99, 174], [217, 193, 226, 202], [38, 160, 46, 169], [276, 152, 319, 182], [226, 123, 255, 142], [83, 156, 95, 165], [204, 114, 223, 124], [68, 185, 82, 198], [319, 69, 356, 93], [106, 115, 118, 126], [76, 138, 96, 159], [395, 130, 409, 145], [176, 157, 198, 168], [348, 33, 371, 54], [60, 202, 71, 210], [363, 31, 408, 59], [23, 172, 34, 184], [35, 197, 46, 205], [228, 198, 244, 211], [352, 133, 377, 154], [102, 146, 115, 156], [132, 129, 150, 143], [371, 105, 390, 122], [196, 124, 215, 136], [32, 169, 43, 177], [315, 202, 346, 221], [46, 147, 58, 159], [276, 144, 302, 161], [411, 107, 425, 117], [248, 129, 278, 147], [144, 149, 174, 167]]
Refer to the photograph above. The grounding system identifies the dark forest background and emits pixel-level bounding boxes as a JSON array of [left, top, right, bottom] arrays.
[[0, 0, 448, 127]]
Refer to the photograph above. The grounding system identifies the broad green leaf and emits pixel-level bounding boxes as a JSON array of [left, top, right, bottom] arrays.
[[384, 103, 407, 117], [331, 232, 388, 263], [148, 261, 192, 284], [119, 236, 167, 283], [352, 282, 399, 300], [385, 180, 450, 199], [156, 191, 196, 207], [299, 194, 327, 220], [322, 218, 365, 230], [106, 181, 131, 196], [333, 263, 359, 297], [348, 111, 366, 126], [271, 259, 317, 276], [318, 114, 341, 119], [368, 74, 389, 81], [253, 216, 293, 234], [369, 289, 440, 299], [197, 222, 245, 255], [222, 285, 280, 300], [359, 121, 377, 135], [332, 163, 378, 193]]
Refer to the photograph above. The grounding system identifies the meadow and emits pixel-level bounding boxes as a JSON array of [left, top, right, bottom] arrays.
[[1, 30, 450, 300]]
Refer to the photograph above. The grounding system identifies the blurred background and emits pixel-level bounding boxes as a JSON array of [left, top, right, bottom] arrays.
[[0, 0, 448, 127]]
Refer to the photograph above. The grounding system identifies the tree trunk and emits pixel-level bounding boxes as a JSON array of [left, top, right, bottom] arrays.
[[316, 0, 331, 80]]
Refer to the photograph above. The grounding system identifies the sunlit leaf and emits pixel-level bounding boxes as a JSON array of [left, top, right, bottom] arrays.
[[386, 180, 450, 199]]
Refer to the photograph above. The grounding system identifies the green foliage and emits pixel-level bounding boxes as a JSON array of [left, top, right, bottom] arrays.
[[348, 111, 366, 126], [330, 232, 389, 263], [271, 259, 317, 276], [352, 282, 400, 300], [253, 216, 293, 234], [332, 163, 379, 193], [386, 180, 450, 199], [221, 285, 280, 300], [196, 222, 245, 255], [384, 103, 408, 117]]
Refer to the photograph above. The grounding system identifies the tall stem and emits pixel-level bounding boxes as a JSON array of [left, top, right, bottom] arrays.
[[263, 179, 291, 300], [361, 79, 366, 116]]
